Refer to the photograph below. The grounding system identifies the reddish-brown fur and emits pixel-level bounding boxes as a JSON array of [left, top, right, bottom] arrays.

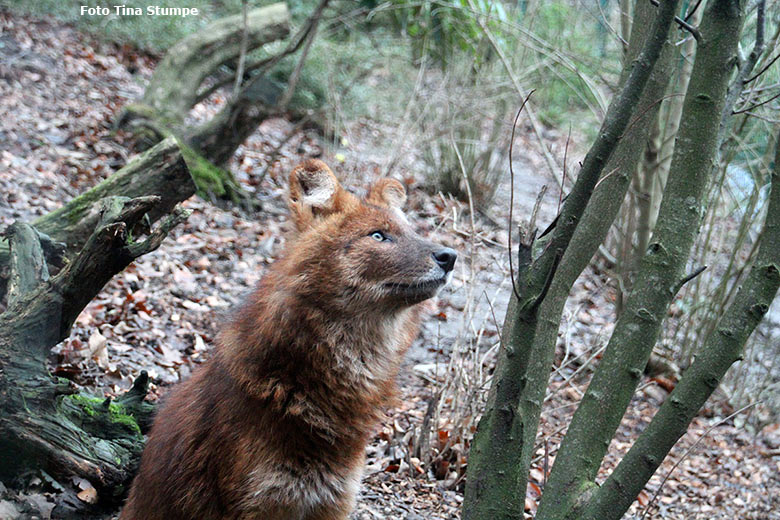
[[120, 160, 456, 520]]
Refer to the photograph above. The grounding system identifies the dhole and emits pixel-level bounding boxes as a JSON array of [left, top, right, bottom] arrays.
[[120, 160, 457, 520]]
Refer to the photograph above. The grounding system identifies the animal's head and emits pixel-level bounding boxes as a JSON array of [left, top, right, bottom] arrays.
[[285, 159, 456, 311]]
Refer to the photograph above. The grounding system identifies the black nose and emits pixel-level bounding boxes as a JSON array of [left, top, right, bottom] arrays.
[[432, 248, 457, 273]]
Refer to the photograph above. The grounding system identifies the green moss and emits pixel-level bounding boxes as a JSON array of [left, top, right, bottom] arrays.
[[66, 394, 101, 417], [178, 142, 245, 203], [107, 402, 142, 435], [62, 395, 142, 436]]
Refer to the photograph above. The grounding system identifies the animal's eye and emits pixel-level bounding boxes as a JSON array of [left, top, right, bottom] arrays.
[[370, 231, 386, 242]]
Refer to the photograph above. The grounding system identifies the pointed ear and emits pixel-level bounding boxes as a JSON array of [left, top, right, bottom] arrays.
[[288, 160, 344, 230], [367, 178, 407, 210]]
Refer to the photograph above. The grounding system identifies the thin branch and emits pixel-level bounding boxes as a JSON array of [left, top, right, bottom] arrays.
[[745, 51, 780, 84], [278, 7, 322, 110], [621, 93, 685, 139], [508, 91, 536, 301], [528, 186, 548, 241], [523, 250, 563, 313], [559, 125, 571, 215], [672, 265, 707, 295], [640, 402, 760, 520], [721, 0, 766, 128], [195, 0, 330, 104], [683, 0, 704, 21], [733, 89, 780, 114], [593, 166, 622, 192], [232, 0, 249, 99], [649, 0, 700, 41]]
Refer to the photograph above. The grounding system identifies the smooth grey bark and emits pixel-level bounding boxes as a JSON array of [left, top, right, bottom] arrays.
[[535, 2, 746, 519], [461, 1, 680, 518]]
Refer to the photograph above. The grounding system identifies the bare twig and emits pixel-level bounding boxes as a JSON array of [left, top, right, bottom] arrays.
[[464, 0, 561, 180], [529, 185, 549, 241], [278, 1, 326, 110], [559, 125, 571, 215], [593, 166, 622, 192], [621, 93, 685, 139], [640, 402, 760, 520], [649, 0, 700, 41], [720, 0, 767, 136], [745, 52, 780, 84], [508, 91, 536, 301], [196, 0, 330, 104], [683, 0, 704, 21], [733, 89, 780, 114], [232, 0, 249, 99], [672, 265, 707, 295]]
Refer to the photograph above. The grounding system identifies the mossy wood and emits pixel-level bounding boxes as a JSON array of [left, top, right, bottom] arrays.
[[0, 137, 194, 276], [116, 4, 291, 204], [138, 3, 289, 128], [0, 142, 193, 505]]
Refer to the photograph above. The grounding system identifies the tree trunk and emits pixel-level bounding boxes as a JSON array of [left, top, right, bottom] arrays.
[[461, 2, 774, 520], [579, 132, 780, 520], [0, 139, 194, 506], [115, 3, 291, 205], [536, 2, 746, 519], [462, 2, 680, 518], [185, 75, 276, 167]]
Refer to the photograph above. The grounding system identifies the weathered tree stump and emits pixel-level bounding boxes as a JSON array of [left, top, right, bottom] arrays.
[[0, 138, 194, 507]]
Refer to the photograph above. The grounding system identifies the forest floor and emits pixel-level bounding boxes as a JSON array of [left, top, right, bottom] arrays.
[[0, 11, 779, 520]]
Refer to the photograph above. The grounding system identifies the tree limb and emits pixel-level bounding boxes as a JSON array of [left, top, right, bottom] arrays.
[[518, 0, 681, 318], [0, 196, 190, 494], [580, 130, 780, 520], [194, 0, 325, 105], [536, 3, 747, 518], [463, 2, 681, 518], [34, 137, 194, 259], [138, 3, 290, 127]]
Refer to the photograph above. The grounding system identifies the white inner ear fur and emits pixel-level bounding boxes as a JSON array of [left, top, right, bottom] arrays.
[[301, 171, 336, 208], [383, 185, 406, 209]]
